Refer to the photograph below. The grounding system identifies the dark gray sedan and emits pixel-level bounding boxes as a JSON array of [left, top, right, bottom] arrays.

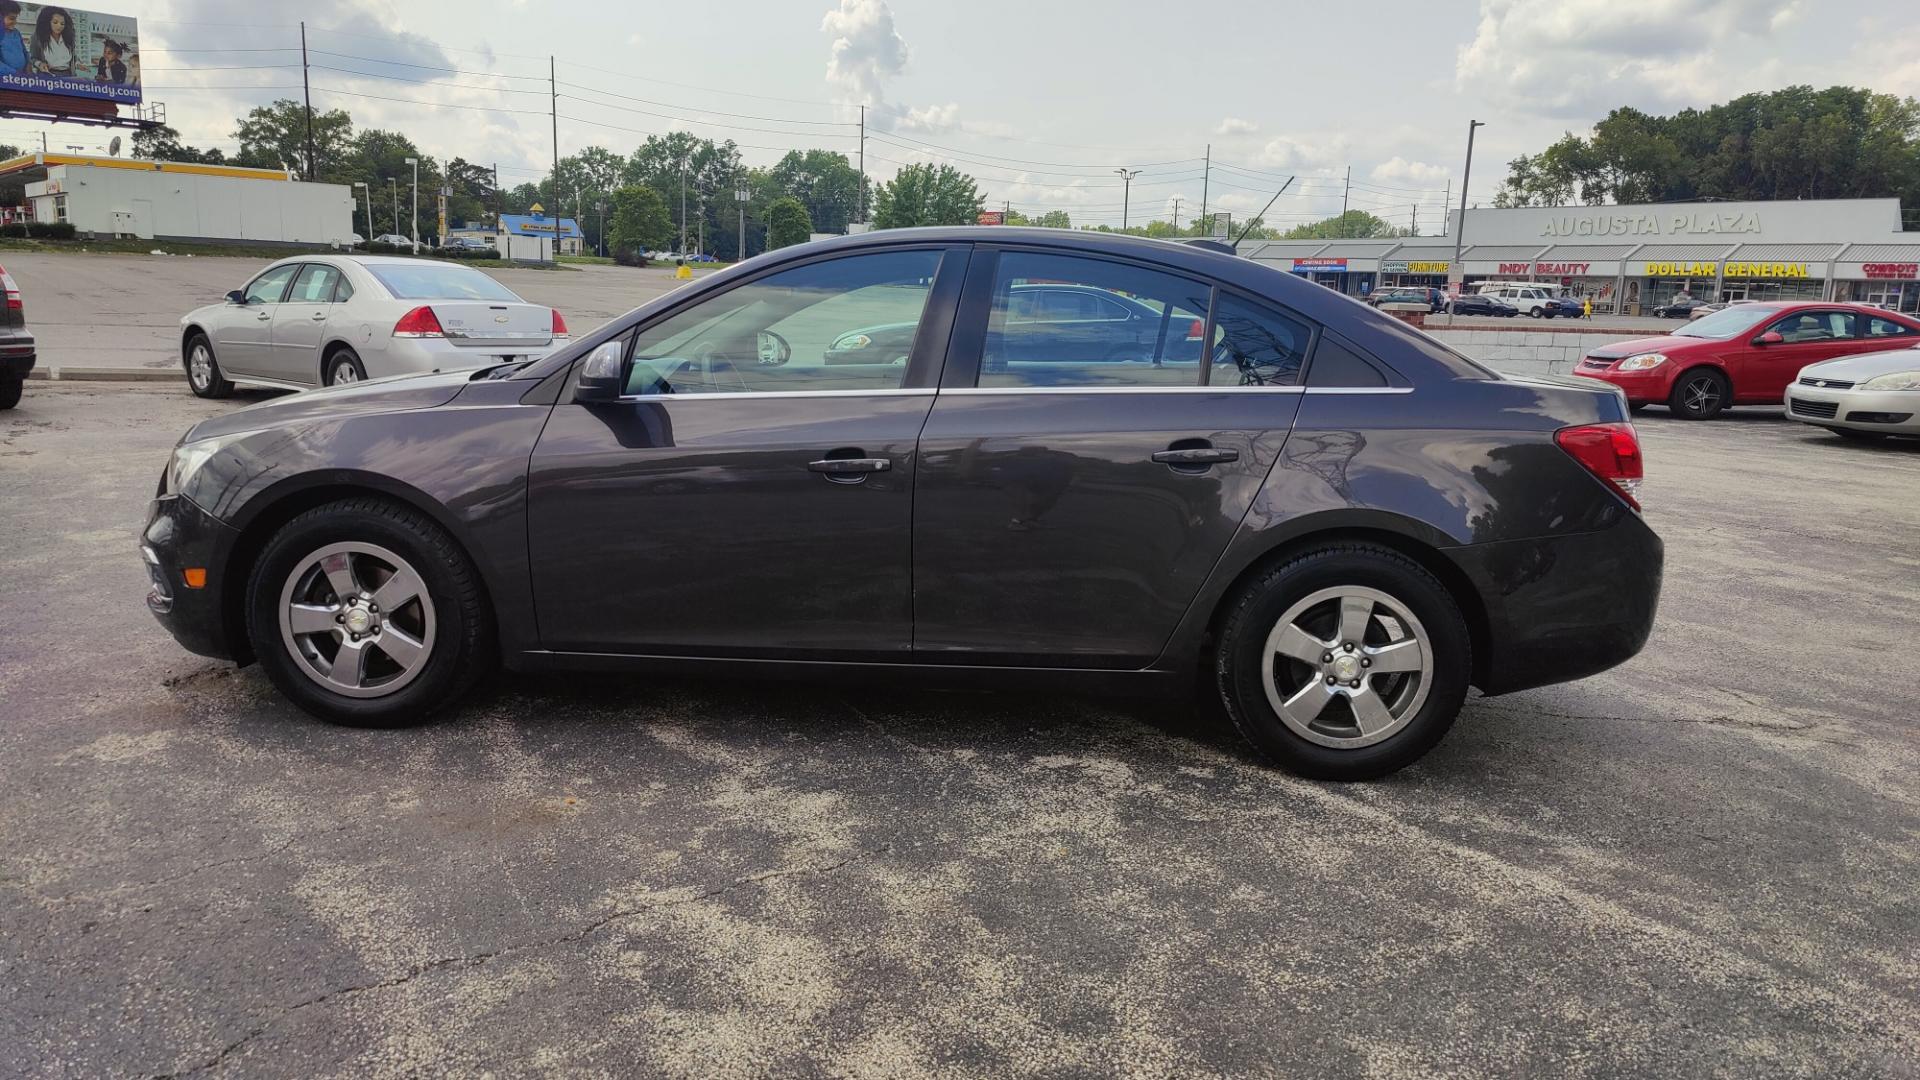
[[143, 228, 1661, 780]]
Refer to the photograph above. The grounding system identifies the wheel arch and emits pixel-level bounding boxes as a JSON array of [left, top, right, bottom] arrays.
[[1188, 516, 1494, 690], [216, 473, 497, 666], [318, 339, 359, 384], [181, 324, 209, 358]]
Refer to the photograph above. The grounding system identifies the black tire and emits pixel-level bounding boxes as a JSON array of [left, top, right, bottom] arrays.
[[324, 348, 368, 386], [1667, 367, 1730, 420], [0, 374, 20, 410], [1627, 402, 1647, 415], [245, 497, 493, 728], [184, 332, 233, 399], [1214, 544, 1471, 781], [1831, 428, 1889, 442]]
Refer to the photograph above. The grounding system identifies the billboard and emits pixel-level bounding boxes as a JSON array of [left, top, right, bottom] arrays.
[[0, 5, 140, 105], [977, 210, 1005, 226]]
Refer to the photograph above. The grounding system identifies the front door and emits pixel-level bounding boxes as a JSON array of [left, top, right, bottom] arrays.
[[216, 263, 298, 378], [1743, 308, 1861, 401], [527, 246, 963, 657], [268, 263, 343, 385], [912, 248, 1304, 668]]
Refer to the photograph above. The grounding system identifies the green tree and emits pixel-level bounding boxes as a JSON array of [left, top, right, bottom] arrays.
[[624, 133, 744, 252], [341, 130, 441, 238], [1006, 208, 1071, 229], [766, 196, 813, 249], [1280, 210, 1402, 239], [444, 158, 497, 227], [231, 99, 352, 181], [768, 149, 868, 232], [873, 163, 984, 229], [130, 125, 224, 164], [606, 185, 672, 261]]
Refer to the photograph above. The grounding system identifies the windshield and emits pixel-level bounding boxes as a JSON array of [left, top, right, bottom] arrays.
[[366, 263, 521, 302], [1674, 304, 1781, 340]]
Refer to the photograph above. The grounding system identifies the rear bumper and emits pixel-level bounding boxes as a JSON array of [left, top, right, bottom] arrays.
[[1451, 511, 1663, 695], [143, 493, 243, 661], [0, 335, 35, 379], [1784, 385, 1920, 434]]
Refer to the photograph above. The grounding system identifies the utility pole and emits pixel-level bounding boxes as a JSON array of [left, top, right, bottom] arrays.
[[1340, 165, 1351, 235], [492, 162, 500, 219], [1115, 167, 1139, 231], [1171, 196, 1182, 232], [549, 56, 560, 263], [596, 199, 606, 257], [1446, 120, 1485, 326], [858, 104, 867, 224], [1200, 143, 1210, 233], [1443, 180, 1450, 236], [299, 22, 314, 181], [678, 164, 687, 253], [1411, 203, 1418, 236], [387, 177, 397, 237], [405, 156, 418, 250], [353, 181, 369, 241], [736, 182, 748, 261]]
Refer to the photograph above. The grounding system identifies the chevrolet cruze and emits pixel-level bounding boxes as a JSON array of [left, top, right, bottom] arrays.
[[144, 228, 1662, 780]]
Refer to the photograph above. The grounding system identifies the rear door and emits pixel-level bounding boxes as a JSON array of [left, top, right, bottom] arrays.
[[526, 245, 963, 657], [216, 263, 298, 378], [911, 247, 1305, 668], [267, 262, 343, 385]]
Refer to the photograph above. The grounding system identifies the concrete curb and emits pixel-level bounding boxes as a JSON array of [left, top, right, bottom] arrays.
[[27, 367, 178, 383]]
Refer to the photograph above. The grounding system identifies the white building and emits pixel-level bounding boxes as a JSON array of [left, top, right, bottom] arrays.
[[1, 152, 355, 247]]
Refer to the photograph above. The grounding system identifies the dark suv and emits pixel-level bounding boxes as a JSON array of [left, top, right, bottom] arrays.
[[0, 262, 34, 409], [143, 228, 1662, 780]]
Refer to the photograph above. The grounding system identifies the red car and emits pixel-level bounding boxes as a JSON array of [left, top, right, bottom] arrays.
[[1573, 301, 1920, 418]]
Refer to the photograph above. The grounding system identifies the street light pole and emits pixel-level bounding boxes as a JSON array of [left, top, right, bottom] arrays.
[[1446, 120, 1485, 326], [678, 165, 687, 255], [387, 177, 397, 239], [1115, 168, 1139, 231], [736, 183, 749, 262], [404, 156, 419, 251], [352, 181, 369, 244]]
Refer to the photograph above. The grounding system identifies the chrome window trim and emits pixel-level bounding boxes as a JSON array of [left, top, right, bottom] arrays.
[[1303, 386, 1416, 395], [616, 387, 935, 402], [944, 385, 1306, 396], [605, 385, 1412, 401]]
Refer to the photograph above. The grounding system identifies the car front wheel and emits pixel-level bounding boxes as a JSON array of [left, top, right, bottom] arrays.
[[1214, 544, 1471, 780], [1668, 368, 1729, 420], [184, 333, 234, 399], [246, 497, 493, 727]]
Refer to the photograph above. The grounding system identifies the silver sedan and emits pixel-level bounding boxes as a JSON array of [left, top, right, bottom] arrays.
[[1786, 348, 1920, 440], [179, 255, 567, 397]]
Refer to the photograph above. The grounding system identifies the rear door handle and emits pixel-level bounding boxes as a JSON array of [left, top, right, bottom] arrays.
[[310, 311, 327, 321], [1152, 447, 1238, 465]]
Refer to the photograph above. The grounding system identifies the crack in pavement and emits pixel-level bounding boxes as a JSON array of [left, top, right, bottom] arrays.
[[30, 823, 361, 909], [146, 845, 891, 1080], [1471, 699, 1825, 735]]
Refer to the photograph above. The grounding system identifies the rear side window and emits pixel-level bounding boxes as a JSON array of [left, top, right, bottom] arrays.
[[980, 252, 1211, 388], [1864, 315, 1913, 338], [1306, 335, 1389, 388], [366, 263, 520, 302], [287, 264, 342, 303], [1205, 293, 1310, 387]]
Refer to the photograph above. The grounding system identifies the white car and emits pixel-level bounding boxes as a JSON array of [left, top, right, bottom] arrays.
[[1785, 348, 1920, 440], [1476, 282, 1558, 317], [179, 255, 568, 396]]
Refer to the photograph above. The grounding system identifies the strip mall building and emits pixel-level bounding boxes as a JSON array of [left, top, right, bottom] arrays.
[[1236, 197, 1920, 315]]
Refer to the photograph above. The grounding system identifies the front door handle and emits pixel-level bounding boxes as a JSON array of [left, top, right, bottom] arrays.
[[310, 311, 327, 321], [255, 311, 272, 321], [808, 456, 891, 484], [1152, 447, 1238, 466]]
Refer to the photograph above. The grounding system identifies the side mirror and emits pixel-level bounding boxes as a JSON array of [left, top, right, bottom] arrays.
[[225, 289, 248, 304], [1755, 331, 1784, 346], [572, 339, 626, 402]]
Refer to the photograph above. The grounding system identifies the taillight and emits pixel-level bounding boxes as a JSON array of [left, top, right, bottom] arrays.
[[392, 306, 444, 338], [0, 266, 19, 310], [1185, 317, 1205, 340], [1555, 422, 1643, 511], [551, 309, 569, 338]]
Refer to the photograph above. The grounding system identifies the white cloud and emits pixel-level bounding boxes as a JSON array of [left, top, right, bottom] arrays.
[[897, 103, 961, 134], [1253, 135, 1347, 171], [1455, 0, 1804, 117], [1370, 157, 1450, 186], [820, 0, 966, 139], [1215, 117, 1258, 136]]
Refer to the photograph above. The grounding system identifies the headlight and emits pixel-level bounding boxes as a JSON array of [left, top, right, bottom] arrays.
[[1616, 353, 1668, 371], [165, 430, 256, 496], [1859, 370, 1920, 391], [831, 333, 872, 350]]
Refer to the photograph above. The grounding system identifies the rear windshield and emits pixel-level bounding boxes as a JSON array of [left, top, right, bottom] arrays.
[[365, 262, 520, 302], [1674, 304, 1780, 340]]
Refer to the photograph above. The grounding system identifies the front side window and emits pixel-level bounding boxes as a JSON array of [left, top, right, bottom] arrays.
[[288, 264, 343, 304], [1206, 293, 1311, 387], [624, 249, 941, 395], [1769, 310, 1856, 343], [244, 264, 299, 305], [981, 252, 1210, 388]]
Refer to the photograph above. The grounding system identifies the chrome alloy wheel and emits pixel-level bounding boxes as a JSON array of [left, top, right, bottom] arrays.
[[277, 541, 435, 698], [1262, 586, 1433, 749], [1680, 373, 1721, 414], [331, 359, 360, 385], [188, 343, 214, 391]]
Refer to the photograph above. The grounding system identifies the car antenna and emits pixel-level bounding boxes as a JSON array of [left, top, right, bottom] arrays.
[[1233, 176, 1295, 252]]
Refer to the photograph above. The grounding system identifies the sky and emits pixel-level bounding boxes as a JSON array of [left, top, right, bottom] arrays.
[[4, 0, 1916, 230]]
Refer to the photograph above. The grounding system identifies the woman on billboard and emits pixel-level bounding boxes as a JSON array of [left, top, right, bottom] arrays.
[[30, 5, 75, 76]]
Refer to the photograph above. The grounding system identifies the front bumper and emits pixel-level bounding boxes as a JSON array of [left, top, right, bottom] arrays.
[[1572, 361, 1673, 404], [1450, 511, 1664, 696], [143, 493, 244, 661], [1784, 384, 1920, 435]]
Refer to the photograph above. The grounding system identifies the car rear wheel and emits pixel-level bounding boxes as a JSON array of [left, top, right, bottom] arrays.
[[0, 374, 20, 410], [1214, 544, 1471, 780], [325, 349, 368, 387], [184, 333, 233, 399], [1668, 368, 1729, 420], [246, 497, 493, 727]]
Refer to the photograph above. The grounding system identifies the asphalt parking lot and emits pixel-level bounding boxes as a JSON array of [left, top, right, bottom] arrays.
[[2, 383, 1917, 1077]]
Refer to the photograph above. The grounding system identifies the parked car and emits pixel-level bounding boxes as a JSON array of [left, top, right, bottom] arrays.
[[1446, 293, 1519, 317], [824, 283, 1207, 366], [1688, 298, 1753, 321], [371, 233, 413, 247], [1544, 296, 1585, 318], [1784, 349, 1920, 440], [0, 262, 33, 410], [1370, 287, 1444, 312], [1572, 301, 1920, 418], [1478, 282, 1561, 317], [442, 236, 492, 252], [1652, 296, 1709, 318], [347, 233, 365, 246], [144, 228, 1660, 781], [178, 255, 569, 395]]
